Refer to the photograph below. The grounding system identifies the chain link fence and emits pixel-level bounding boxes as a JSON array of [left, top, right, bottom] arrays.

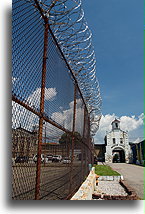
[[12, 0, 94, 200]]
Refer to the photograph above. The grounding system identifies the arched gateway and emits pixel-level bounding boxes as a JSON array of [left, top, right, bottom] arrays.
[[112, 147, 125, 163], [104, 119, 131, 163]]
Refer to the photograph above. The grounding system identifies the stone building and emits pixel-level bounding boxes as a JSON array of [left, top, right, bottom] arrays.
[[12, 127, 38, 158], [104, 119, 131, 163]]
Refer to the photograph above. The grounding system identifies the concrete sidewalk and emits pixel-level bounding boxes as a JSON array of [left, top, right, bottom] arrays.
[[107, 163, 144, 199]]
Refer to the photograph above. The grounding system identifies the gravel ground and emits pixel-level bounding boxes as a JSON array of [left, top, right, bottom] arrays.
[[108, 163, 144, 199], [94, 181, 127, 196]]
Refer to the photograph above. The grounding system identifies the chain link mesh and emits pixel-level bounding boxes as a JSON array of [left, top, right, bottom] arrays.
[[12, 0, 95, 200]]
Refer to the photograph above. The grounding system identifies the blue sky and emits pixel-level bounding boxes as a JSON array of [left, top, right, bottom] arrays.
[[11, 0, 144, 143], [82, 0, 144, 143], [83, 0, 143, 116]]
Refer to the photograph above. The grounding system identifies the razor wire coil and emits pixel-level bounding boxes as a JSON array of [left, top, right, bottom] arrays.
[[29, 0, 102, 136]]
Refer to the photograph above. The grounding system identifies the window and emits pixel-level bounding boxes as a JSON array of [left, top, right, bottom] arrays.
[[115, 123, 118, 128], [113, 138, 116, 144], [120, 138, 123, 144]]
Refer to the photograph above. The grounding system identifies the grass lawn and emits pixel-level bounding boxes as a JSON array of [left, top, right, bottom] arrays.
[[94, 165, 120, 176]]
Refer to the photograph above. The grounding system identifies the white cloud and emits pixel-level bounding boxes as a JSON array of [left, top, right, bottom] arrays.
[[45, 88, 57, 101], [120, 113, 144, 131], [12, 94, 85, 141], [51, 99, 84, 135], [12, 87, 57, 130], [13, 88, 144, 145], [12, 76, 19, 84], [94, 113, 144, 144], [12, 77, 17, 84], [27, 87, 57, 108]]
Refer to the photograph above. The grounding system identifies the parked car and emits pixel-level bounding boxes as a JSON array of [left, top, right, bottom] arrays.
[[52, 155, 62, 162], [15, 156, 29, 163], [33, 154, 45, 163], [46, 155, 53, 161], [62, 157, 71, 164], [97, 157, 105, 162]]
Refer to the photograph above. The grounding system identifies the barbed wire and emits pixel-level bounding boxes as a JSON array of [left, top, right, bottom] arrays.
[[29, 0, 102, 136]]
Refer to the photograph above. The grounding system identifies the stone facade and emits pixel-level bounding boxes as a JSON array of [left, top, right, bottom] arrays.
[[104, 119, 131, 163], [12, 127, 38, 158]]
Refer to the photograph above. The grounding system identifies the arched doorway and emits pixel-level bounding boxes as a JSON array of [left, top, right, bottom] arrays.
[[112, 147, 125, 163]]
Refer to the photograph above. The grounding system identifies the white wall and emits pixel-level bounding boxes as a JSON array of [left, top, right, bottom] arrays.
[[105, 129, 131, 163]]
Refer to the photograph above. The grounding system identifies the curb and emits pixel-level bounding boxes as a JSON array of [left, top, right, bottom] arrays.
[[98, 175, 124, 181]]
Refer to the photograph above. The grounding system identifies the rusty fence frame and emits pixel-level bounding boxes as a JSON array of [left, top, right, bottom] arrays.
[[12, 0, 94, 200]]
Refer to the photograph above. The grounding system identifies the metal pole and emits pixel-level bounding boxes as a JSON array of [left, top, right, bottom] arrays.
[[88, 112, 92, 167], [44, 122, 46, 166], [87, 113, 91, 173], [80, 143, 84, 182], [81, 106, 87, 181], [83, 107, 88, 177], [35, 17, 49, 200], [69, 82, 77, 193]]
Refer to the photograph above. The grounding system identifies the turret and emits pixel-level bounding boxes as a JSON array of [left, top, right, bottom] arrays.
[[111, 118, 120, 130]]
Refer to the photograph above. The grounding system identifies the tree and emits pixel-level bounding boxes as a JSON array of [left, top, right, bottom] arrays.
[[59, 132, 82, 149]]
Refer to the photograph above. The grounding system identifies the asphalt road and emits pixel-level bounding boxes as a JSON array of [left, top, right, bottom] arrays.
[[107, 163, 144, 199], [12, 162, 82, 200]]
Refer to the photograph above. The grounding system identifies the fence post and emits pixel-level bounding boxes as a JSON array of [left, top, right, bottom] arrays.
[[87, 113, 91, 172], [69, 82, 77, 193], [88, 113, 93, 167], [35, 16, 49, 200], [81, 106, 87, 181], [80, 143, 84, 182]]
